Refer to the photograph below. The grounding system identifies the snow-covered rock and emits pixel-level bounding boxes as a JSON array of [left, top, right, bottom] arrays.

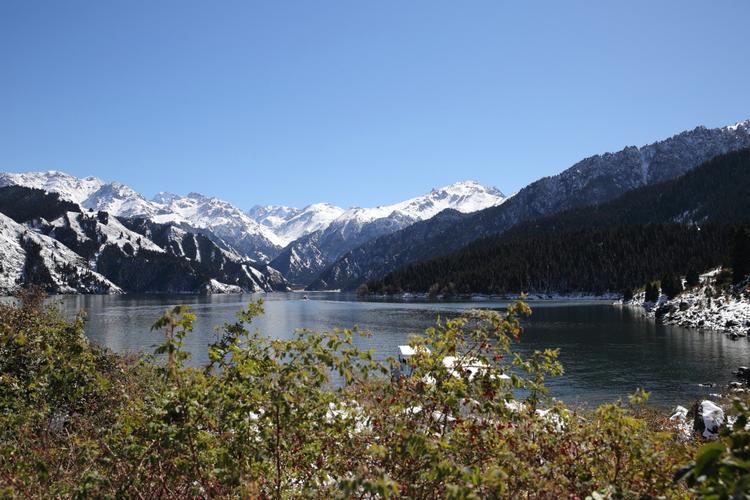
[[200, 279, 244, 295], [670, 405, 689, 421], [625, 268, 750, 336], [669, 405, 693, 440], [694, 400, 724, 439]]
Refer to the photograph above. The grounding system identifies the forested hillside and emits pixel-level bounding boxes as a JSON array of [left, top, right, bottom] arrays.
[[311, 122, 750, 290], [368, 149, 750, 295]]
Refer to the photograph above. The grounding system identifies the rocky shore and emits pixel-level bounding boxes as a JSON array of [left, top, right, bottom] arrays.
[[624, 269, 750, 338]]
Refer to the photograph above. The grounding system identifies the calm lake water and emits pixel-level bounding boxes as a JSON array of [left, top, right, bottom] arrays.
[[44, 292, 750, 408]]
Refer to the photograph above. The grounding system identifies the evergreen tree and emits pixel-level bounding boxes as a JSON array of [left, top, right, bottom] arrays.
[[732, 227, 750, 284], [644, 282, 659, 303], [685, 268, 700, 288], [660, 273, 683, 299]]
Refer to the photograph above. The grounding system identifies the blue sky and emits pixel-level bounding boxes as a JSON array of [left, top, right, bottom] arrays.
[[1, 1, 749, 209]]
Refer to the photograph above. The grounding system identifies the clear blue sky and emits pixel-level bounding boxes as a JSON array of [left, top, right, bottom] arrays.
[[1, 1, 748, 209]]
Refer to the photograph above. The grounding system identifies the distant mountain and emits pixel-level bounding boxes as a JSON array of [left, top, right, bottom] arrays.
[[0, 172, 503, 273], [247, 203, 345, 246], [247, 205, 303, 231], [0, 172, 283, 262], [0, 186, 288, 294], [310, 119, 750, 291], [369, 148, 750, 295], [148, 192, 283, 262], [0, 170, 159, 218], [270, 181, 506, 285]]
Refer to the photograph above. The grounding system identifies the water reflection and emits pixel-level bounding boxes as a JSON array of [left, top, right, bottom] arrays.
[[42, 292, 750, 408]]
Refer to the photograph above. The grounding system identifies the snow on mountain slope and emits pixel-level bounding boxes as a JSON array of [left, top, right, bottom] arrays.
[[0, 171, 104, 205], [1, 171, 503, 268], [246, 205, 302, 229], [0, 172, 284, 261], [0, 212, 121, 294], [151, 192, 283, 261], [0, 171, 159, 218], [270, 180, 505, 284], [273, 203, 345, 245], [309, 118, 750, 291], [49, 211, 165, 255], [329, 180, 504, 232], [248, 203, 345, 246], [84, 182, 161, 218]]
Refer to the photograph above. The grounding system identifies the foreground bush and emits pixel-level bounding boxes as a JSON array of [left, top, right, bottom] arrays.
[[0, 290, 714, 497]]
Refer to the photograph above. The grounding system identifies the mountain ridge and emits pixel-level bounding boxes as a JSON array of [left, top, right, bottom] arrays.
[[0, 186, 289, 294], [0, 171, 505, 279], [309, 119, 750, 290], [367, 147, 750, 295]]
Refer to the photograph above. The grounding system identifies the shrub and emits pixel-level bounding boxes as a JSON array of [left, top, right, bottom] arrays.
[[0, 290, 698, 497]]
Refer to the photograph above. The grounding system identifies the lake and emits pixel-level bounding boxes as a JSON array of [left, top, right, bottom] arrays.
[[45, 292, 750, 408]]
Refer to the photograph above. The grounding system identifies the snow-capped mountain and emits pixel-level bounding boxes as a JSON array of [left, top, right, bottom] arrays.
[[0, 211, 121, 294], [248, 203, 346, 246], [309, 119, 750, 291], [0, 173, 284, 262], [0, 170, 104, 206], [0, 171, 160, 218], [339, 180, 505, 225], [270, 181, 506, 285], [0, 185, 289, 294], [149, 192, 284, 262], [246, 205, 302, 229], [0, 170, 503, 274]]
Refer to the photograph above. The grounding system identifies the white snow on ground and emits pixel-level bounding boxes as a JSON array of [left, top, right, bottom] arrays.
[[0, 213, 121, 294]]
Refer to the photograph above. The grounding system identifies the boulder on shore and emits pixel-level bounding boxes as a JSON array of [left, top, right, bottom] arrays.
[[693, 400, 724, 439]]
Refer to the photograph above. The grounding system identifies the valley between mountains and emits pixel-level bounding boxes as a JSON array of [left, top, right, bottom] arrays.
[[1, 118, 749, 298]]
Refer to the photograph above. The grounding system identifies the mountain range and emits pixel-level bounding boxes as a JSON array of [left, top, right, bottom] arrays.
[[0, 172, 506, 288], [268, 181, 506, 284], [309, 119, 750, 291], [369, 147, 750, 295], [0, 186, 287, 294], [1, 118, 748, 295]]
